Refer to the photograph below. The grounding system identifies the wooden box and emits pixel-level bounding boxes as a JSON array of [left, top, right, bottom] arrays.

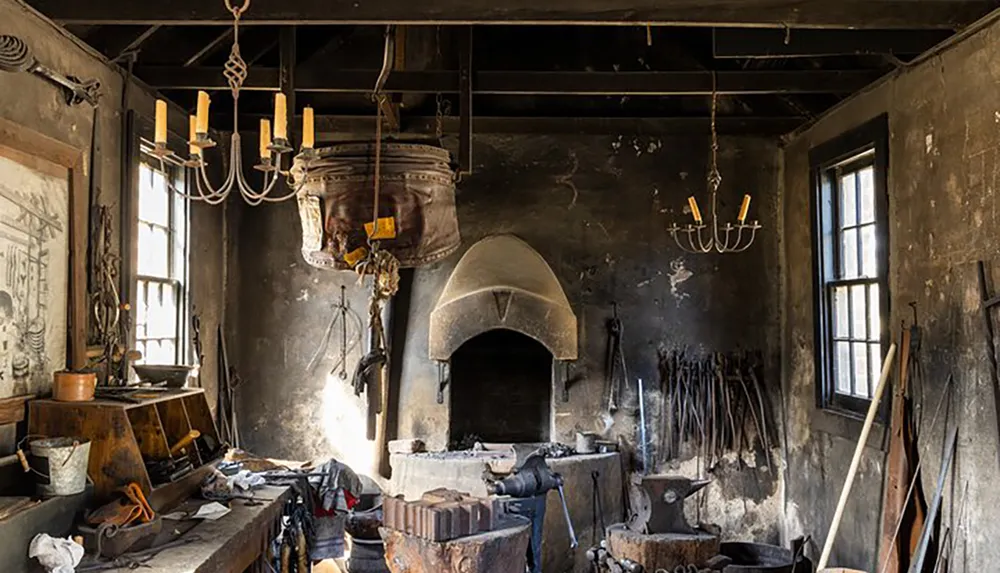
[[28, 388, 220, 510]]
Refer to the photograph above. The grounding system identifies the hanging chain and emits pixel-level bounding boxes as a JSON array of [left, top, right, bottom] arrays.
[[223, 5, 248, 99], [707, 72, 722, 193], [435, 93, 445, 139]]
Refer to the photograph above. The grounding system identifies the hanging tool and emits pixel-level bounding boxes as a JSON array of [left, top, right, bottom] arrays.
[[591, 470, 607, 543], [603, 303, 627, 430], [488, 449, 578, 573], [0, 35, 101, 106], [308, 285, 363, 378], [658, 350, 771, 468]]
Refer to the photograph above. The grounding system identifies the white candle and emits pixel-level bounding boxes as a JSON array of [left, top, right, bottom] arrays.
[[260, 119, 272, 160], [274, 93, 287, 141], [302, 107, 315, 149], [196, 91, 211, 134], [154, 100, 167, 144]]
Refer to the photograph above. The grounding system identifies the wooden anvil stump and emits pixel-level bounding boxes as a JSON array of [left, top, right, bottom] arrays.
[[606, 523, 719, 571], [380, 515, 531, 573]]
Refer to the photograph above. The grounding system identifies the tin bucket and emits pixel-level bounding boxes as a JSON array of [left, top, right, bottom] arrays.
[[29, 437, 91, 497]]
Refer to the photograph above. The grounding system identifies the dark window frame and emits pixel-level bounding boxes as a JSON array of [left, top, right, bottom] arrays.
[[134, 152, 190, 366], [809, 115, 890, 418]]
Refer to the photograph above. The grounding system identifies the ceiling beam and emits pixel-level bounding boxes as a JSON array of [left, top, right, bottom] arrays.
[[31, 0, 994, 29], [108, 24, 161, 61], [183, 29, 233, 67], [309, 114, 805, 136], [713, 28, 953, 58], [136, 67, 882, 95]]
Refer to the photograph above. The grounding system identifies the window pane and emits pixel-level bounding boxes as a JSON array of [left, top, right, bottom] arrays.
[[841, 228, 859, 279], [868, 284, 881, 342], [161, 340, 176, 364], [173, 190, 188, 248], [139, 165, 170, 227], [851, 284, 867, 339], [859, 166, 875, 224], [840, 173, 857, 227], [835, 341, 852, 394], [135, 281, 147, 327], [869, 343, 882, 398], [138, 225, 169, 278], [853, 342, 869, 397], [860, 224, 878, 278], [833, 286, 850, 338]]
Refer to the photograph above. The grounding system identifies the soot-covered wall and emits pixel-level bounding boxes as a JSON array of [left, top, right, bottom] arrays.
[[782, 17, 1000, 572], [233, 133, 784, 540]]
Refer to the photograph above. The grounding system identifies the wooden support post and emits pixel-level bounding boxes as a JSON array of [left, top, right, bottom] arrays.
[[458, 26, 473, 175]]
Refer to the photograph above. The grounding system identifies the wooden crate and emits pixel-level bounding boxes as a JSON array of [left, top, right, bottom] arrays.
[[28, 388, 220, 510]]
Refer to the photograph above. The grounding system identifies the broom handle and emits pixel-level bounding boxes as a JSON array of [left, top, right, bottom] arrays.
[[817, 343, 897, 570]]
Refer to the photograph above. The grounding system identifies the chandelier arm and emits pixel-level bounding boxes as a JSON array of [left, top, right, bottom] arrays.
[[696, 225, 714, 253], [194, 169, 230, 205], [718, 225, 738, 253], [190, 139, 238, 200], [154, 155, 228, 204], [729, 226, 755, 253], [735, 227, 759, 252]]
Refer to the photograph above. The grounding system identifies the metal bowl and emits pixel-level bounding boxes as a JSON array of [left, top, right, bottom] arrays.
[[132, 364, 196, 388]]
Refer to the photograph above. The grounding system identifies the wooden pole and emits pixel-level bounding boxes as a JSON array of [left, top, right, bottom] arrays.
[[817, 343, 897, 570]]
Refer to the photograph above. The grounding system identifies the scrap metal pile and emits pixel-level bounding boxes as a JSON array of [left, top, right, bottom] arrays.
[[657, 350, 773, 469]]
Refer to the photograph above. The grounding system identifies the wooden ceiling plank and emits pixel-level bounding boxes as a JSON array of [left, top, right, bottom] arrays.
[[134, 67, 883, 95], [32, 0, 995, 29]]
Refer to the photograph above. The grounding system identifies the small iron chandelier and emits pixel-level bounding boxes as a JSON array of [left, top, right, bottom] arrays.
[[149, 0, 317, 206], [667, 74, 761, 253]]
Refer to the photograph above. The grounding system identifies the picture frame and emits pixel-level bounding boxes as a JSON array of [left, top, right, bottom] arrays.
[[0, 116, 88, 379]]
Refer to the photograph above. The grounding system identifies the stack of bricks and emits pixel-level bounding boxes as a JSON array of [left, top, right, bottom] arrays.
[[383, 488, 498, 542]]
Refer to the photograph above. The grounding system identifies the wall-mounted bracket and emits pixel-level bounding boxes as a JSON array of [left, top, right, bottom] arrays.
[[436, 360, 450, 404], [554, 360, 577, 403]]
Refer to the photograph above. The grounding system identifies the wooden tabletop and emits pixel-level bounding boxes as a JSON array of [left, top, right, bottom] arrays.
[[32, 388, 205, 409], [94, 485, 292, 573]]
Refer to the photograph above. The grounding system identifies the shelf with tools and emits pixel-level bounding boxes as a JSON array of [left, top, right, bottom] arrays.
[[27, 388, 222, 511]]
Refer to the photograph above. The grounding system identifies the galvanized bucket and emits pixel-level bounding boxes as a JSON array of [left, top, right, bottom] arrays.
[[293, 141, 462, 270], [29, 437, 91, 497]]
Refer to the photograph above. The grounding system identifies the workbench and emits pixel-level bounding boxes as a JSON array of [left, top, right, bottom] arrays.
[[88, 485, 292, 573]]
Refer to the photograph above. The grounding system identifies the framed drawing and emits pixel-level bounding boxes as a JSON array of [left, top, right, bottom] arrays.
[[0, 117, 87, 396]]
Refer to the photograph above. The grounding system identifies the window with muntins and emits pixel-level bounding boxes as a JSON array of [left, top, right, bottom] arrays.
[[135, 154, 189, 365], [810, 116, 889, 416]]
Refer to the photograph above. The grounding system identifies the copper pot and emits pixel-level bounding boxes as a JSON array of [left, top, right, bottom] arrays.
[[52, 371, 97, 402]]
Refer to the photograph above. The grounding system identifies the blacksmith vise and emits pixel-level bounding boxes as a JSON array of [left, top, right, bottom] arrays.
[[487, 449, 578, 573], [626, 474, 710, 534]]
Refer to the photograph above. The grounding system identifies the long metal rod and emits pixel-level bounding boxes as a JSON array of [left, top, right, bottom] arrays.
[[818, 343, 897, 569], [638, 377, 650, 474], [908, 426, 959, 573], [556, 484, 578, 549], [876, 373, 952, 573]]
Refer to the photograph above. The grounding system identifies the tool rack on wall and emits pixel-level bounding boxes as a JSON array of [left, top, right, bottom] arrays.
[[28, 388, 220, 510]]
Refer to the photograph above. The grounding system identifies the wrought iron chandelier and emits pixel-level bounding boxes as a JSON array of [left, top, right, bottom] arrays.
[[667, 75, 761, 253], [149, 0, 317, 206]]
